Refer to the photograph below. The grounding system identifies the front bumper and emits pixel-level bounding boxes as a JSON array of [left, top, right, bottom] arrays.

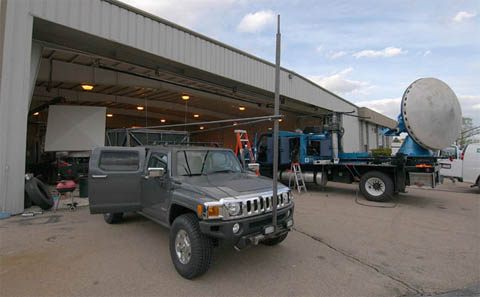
[[199, 204, 294, 248]]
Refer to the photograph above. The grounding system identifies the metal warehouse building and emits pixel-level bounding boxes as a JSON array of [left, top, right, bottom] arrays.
[[0, 0, 396, 214]]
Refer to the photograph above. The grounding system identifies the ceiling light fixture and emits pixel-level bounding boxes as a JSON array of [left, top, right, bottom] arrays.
[[181, 94, 190, 100], [238, 106, 246, 111], [81, 83, 94, 91], [233, 122, 238, 126], [160, 119, 166, 123], [199, 126, 205, 130], [33, 112, 40, 116], [278, 118, 283, 122], [193, 114, 200, 118], [136, 106, 144, 111], [106, 113, 113, 118]]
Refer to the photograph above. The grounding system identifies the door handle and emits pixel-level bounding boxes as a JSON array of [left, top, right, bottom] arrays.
[[91, 175, 108, 179]]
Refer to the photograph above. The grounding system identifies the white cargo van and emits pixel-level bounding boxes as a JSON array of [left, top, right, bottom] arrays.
[[439, 143, 480, 190]]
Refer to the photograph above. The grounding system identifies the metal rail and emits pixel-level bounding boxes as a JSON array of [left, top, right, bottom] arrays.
[[131, 115, 283, 130], [272, 15, 281, 231]]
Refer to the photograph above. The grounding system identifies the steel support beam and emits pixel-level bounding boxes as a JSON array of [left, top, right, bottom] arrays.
[[37, 59, 268, 112], [36, 57, 322, 115], [29, 42, 43, 105], [33, 86, 236, 120]]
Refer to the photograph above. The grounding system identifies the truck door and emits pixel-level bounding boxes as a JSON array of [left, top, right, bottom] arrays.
[[141, 151, 171, 222], [89, 147, 146, 214]]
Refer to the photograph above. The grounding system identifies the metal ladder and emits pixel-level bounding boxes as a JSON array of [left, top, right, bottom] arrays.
[[289, 162, 307, 193], [234, 130, 258, 174]]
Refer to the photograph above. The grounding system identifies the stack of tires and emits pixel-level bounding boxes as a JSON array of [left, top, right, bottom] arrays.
[[25, 177, 54, 210]]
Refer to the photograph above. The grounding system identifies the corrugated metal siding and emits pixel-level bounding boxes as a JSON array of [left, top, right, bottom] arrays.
[[0, 0, 35, 214], [28, 0, 356, 113]]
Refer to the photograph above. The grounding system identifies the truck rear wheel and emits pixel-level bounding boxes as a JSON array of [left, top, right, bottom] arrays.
[[359, 171, 394, 202], [169, 213, 213, 279], [104, 212, 123, 224]]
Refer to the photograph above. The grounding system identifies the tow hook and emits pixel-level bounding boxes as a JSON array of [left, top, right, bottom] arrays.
[[252, 234, 265, 245], [234, 234, 266, 251]]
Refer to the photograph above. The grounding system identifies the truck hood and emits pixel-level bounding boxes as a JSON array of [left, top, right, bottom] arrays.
[[175, 173, 288, 201]]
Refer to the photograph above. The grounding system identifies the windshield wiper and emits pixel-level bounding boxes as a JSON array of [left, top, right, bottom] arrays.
[[210, 169, 236, 174], [183, 151, 192, 176], [200, 151, 209, 175]]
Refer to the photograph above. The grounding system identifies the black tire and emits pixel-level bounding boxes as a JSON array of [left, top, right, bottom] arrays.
[[25, 177, 54, 210], [476, 177, 480, 194], [359, 171, 394, 202], [262, 233, 288, 246], [169, 213, 213, 279], [103, 213, 123, 224], [24, 190, 32, 209]]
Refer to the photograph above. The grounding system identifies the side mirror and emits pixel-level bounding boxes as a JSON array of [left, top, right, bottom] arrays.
[[247, 163, 260, 172], [148, 167, 166, 178]]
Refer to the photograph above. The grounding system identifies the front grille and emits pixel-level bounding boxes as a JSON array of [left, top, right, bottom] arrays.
[[223, 191, 292, 220], [242, 194, 290, 215]]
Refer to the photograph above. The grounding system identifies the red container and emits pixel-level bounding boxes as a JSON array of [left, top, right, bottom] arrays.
[[56, 180, 76, 193]]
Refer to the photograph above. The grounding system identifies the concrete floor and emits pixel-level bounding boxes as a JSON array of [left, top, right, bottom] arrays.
[[0, 180, 479, 297]]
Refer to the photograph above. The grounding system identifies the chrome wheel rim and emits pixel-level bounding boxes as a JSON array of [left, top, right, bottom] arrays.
[[175, 229, 191, 264], [365, 177, 386, 197]]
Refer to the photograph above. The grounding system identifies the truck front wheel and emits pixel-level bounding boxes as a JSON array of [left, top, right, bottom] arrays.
[[169, 213, 213, 279], [359, 171, 394, 202], [104, 212, 123, 224]]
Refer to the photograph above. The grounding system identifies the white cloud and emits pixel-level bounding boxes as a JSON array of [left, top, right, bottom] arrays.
[[354, 95, 480, 124], [316, 45, 324, 53], [354, 98, 401, 119], [353, 47, 407, 58], [453, 11, 477, 23], [310, 67, 370, 95], [328, 51, 347, 59], [458, 95, 480, 124], [237, 10, 276, 33], [423, 50, 431, 56]]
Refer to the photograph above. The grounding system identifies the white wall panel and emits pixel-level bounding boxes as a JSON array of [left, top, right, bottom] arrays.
[[0, 0, 34, 214], [45, 106, 106, 151]]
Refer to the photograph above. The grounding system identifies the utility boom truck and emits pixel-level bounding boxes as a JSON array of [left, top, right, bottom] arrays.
[[256, 78, 463, 201]]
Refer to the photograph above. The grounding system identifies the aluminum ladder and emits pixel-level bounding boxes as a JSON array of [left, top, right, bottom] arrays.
[[289, 162, 307, 193]]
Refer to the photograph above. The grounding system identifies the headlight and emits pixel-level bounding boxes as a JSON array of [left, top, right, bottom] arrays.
[[281, 192, 290, 203], [224, 202, 242, 216]]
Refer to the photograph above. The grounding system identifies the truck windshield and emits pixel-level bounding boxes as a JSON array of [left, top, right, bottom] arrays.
[[176, 150, 242, 176]]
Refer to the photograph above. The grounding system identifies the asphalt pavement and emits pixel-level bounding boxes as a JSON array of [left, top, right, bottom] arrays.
[[0, 180, 478, 297]]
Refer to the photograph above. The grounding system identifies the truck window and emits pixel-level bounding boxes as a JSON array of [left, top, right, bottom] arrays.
[[99, 151, 139, 171], [176, 150, 241, 176], [307, 140, 321, 156], [148, 153, 167, 170]]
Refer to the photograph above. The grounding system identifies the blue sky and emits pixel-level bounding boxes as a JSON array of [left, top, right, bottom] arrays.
[[120, 0, 479, 125]]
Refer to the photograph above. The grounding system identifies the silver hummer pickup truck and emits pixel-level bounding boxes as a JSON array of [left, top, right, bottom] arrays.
[[88, 145, 294, 279]]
